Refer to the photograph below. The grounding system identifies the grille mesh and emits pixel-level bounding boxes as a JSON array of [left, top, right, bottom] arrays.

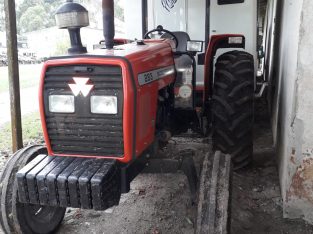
[[44, 65, 124, 157]]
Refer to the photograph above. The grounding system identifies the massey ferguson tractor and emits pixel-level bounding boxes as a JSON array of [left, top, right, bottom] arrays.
[[0, 0, 258, 233]]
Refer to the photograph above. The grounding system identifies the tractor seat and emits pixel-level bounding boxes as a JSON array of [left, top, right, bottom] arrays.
[[161, 31, 191, 53], [162, 32, 194, 89], [162, 31, 193, 70]]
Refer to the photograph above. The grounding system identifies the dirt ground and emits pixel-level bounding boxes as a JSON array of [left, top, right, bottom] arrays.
[[1, 100, 313, 234], [57, 104, 313, 234], [231, 114, 313, 234]]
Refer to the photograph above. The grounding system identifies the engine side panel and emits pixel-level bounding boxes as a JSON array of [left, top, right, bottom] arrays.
[[126, 42, 175, 157]]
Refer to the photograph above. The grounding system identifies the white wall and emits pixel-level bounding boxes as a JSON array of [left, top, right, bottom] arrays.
[[186, 0, 206, 41], [124, 0, 142, 40], [273, 0, 313, 223], [210, 0, 258, 60], [186, 0, 206, 85]]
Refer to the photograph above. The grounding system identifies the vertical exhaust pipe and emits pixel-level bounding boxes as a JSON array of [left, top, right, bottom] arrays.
[[102, 0, 115, 49]]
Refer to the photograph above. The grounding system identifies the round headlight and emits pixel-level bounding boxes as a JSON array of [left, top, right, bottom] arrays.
[[55, 2, 89, 29], [179, 85, 192, 99]]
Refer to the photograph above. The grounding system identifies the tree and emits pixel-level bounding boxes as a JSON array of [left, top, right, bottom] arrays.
[[15, 0, 125, 33], [114, 0, 124, 22], [54, 38, 69, 55], [17, 0, 63, 33], [19, 5, 48, 33]]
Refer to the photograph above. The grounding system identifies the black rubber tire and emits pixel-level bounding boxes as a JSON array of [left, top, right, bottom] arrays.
[[0, 145, 66, 234], [212, 50, 254, 170], [196, 151, 232, 234]]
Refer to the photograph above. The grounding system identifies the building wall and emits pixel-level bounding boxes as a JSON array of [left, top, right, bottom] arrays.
[[124, 0, 142, 39], [273, 0, 313, 223]]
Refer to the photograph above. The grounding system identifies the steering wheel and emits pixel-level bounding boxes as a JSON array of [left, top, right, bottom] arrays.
[[144, 25, 179, 48]]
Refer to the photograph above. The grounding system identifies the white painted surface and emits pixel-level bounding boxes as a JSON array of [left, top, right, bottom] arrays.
[[272, 0, 313, 223], [146, 0, 206, 84], [186, 0, 206, 42], [274, 0, 302, 202], [186, 0, 206, 85], [147, 0, 206, 41], [148, 0, 187, 32], [123, 0, 143, 40], [124, 0, 258, 85], [210, 0, 258, 61]]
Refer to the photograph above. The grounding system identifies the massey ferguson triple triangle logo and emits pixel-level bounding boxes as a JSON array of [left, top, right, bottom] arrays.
[[162, 0, 177, 12], [68, 78, 94, 97]]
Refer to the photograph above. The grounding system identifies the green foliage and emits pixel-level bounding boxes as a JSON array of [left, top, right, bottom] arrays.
[[0, 64, 42, 93], [17, 0, 63, 33], [0, 112, 42, 150], [54, 39, 70, 55], [78, 0, 124, 22], [114, 0, 124, 22], [0, 0, 125, 33], [19, 5, 47, 33]]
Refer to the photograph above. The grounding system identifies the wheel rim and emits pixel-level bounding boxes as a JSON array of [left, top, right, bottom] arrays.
[[26, 204, 55, 220], [18, 202, 65, 233], [1, 145, 65, 234]]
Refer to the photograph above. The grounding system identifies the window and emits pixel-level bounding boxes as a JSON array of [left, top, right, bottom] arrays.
[[218, 0, 244, 5]]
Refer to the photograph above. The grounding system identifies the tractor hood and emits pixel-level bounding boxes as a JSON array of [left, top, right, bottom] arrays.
[[50, 39, 174, 61], [39, 39, 175, 164]]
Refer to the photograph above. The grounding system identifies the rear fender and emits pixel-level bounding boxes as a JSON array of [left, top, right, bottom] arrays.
[[203, 34, 246, 103]]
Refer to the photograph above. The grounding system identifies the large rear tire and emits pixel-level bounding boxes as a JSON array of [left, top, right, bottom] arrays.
[[212, 50, 254, 170], [0, 145, 66, 234]]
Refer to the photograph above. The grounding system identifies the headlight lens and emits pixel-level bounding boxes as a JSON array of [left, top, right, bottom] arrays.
[[187, 40, 203, 52], [91, 96, 118, 114], [179, 85, 192, 98], [49, 95, 75, 113]]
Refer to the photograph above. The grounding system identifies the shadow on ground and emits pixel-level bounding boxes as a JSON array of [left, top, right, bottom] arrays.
[[231, 100, 313, 234], [1, 99, 312, 233], [56, 99, 313, 234]]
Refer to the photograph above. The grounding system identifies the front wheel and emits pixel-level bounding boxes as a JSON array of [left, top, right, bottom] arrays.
[[196, 151, 232, 233], [212, 50, 254, 170], [0, 145, 66, 234]]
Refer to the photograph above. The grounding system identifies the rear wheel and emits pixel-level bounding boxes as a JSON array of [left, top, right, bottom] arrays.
[[0, 145, 66, 234], [212, 50, 254, 170]]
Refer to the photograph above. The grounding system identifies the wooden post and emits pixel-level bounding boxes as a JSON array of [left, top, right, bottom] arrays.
[[4, 0, 23, 152]]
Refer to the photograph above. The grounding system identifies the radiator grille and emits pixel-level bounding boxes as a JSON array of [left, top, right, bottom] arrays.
[[44, 65, 124, 157]]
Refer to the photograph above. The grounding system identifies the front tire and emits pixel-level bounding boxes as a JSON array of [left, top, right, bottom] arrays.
[[212, 50, 254, 170], [196, 151, 232, 233], [0, 145, 66, 234]]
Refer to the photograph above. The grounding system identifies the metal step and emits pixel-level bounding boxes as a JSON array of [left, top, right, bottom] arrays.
[[16, 155, 121, 211]]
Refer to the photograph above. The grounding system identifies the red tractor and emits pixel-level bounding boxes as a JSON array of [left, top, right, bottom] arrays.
[[0, 0, 255, 233]]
